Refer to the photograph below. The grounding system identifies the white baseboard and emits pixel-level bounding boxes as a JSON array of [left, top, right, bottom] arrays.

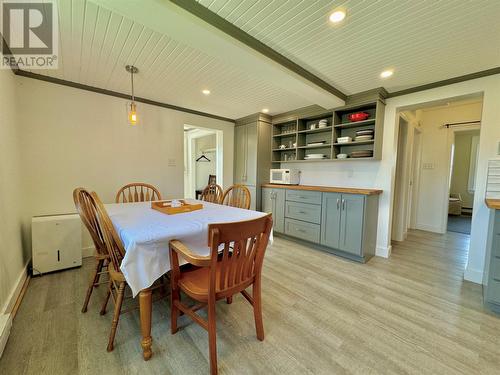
[[415, 223, 445, 234], [82, 246, 95, 258], [376, 245, 392, 258], [0, 262, 28, 358], [1, 263, 28, 315], [0, 314, 12, 358], [464, 267, 483, 284]]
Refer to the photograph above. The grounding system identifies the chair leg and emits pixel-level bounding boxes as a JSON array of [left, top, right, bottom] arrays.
[[226, 296, 233, 304], [100, 281, 112, 316], [208, 297, 218, 375], [252, 282, 264, 341], [170, 288, 180, 334], [81, 258, 104, 313], [107, 282, 125, 352]]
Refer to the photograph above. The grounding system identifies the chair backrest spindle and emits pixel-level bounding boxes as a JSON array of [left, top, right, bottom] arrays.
[[116, 183, 162, 203]]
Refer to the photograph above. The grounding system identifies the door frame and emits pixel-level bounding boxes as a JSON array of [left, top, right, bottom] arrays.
[[183, 126, 224, 199]]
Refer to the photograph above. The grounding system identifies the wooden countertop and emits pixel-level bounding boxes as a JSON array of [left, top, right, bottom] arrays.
[[262, 184, 383, 196], [485, 199, 500, 209]]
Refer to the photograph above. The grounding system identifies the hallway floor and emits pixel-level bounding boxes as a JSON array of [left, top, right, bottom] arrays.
[[447, 214, 472, 234]]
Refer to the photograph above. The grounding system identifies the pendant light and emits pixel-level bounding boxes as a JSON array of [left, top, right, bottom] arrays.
[[125, 65, 139, 126]]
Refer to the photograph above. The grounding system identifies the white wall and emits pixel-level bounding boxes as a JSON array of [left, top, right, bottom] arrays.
[[283, 74, 500, 284], [0, 70, 27, 317], [414, 102, 482, 233], [15, 76, 234, 251]]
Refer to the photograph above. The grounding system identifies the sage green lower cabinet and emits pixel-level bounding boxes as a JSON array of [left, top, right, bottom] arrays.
[[261, 186, 380, 263], [320, 193, 342, 249], [484, 209, 500, 314], [262, 187, 285, 233]]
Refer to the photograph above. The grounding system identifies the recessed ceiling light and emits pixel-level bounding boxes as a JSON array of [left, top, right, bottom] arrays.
[[262, 108, 269, 113], [380, 69, 394, 78], [329, 9, 346, 23], [202, 89, 210, 95]]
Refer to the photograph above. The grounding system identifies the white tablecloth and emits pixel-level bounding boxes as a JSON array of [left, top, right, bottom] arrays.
[[105, 200, 269, 297]]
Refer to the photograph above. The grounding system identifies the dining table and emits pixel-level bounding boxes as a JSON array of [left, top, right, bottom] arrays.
[[104, 199, 270, 360]]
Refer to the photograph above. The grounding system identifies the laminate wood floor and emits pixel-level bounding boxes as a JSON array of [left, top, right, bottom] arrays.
[[1, 230, 499, 374]]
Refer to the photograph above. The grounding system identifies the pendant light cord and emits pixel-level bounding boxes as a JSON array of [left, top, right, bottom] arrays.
[[130, 69, 135, 102]]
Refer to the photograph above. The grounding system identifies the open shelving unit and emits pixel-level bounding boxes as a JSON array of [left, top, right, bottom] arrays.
[[271, 100, 385, 163]]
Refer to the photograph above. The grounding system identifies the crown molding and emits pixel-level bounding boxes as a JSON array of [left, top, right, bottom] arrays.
[[14, 70, 235, 123]]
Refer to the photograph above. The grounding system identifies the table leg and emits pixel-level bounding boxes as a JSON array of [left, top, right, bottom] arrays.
[[139, 289, 153, 360]]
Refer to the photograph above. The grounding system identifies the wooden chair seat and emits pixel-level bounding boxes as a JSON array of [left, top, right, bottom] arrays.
[[178, 264, 254, 302]]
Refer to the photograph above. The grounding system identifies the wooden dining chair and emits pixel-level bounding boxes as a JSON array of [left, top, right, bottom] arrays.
[[73, 188, 109, 313], [115, 183, 162, 203], [92, 192, 168, 352], [221, 184, 251, 209], [91, 192, 129, 352], [169, 214, 273, 375], [200, 184, 223, 204]]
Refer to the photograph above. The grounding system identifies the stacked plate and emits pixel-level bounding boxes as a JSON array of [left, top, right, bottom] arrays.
[[304, 153, 327, 160], [355, 135, 374, 141], [307, 141, 326, 147], [350, 150, 373, 158], [318, 119, 328, 128], [355, 129, 374, 141]]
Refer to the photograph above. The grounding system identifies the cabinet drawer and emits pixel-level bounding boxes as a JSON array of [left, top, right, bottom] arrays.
[[285, 218, 320, 243], [494, 235, 500, 257], [487, 278, 500, 304], [285, 201, 321, 224], [286, 190, 322, 205], [491, 257, 500, 280]]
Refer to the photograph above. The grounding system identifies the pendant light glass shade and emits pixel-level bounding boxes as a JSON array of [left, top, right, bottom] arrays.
[[127, 101, 138, 126]]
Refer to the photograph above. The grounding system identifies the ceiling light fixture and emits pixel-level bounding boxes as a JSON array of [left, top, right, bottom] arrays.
[[380, 69, 394, 78], [329, 9, 346, 23], [125, 65, 139, 126], [202, 89, 211, 95], [262, 108, 269, 113]]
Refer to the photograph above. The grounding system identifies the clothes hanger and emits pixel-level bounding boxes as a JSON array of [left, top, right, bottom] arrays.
[[196, 154, 211, 162]]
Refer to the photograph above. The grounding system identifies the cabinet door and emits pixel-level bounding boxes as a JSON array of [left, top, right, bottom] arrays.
[[245, 123, 258, 186], [273, 188, 285, 233], [234, 125, 247, 184], [321, 192, 342, 248], [339, 194, 365, 255], [261, 188, 274, 214]]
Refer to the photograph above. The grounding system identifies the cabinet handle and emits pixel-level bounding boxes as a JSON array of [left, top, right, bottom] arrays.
[[296, 228, 306, 233], [298, 211, 306, 214], [336, 198, 340, 210], [342, 199, 346, 210]]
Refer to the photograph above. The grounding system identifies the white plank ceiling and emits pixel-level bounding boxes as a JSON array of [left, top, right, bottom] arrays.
[[197, 0, 500, 94], [27, 0, 342, 119]]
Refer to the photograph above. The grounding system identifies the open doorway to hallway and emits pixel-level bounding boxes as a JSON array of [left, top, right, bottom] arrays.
[[183, 125, 224, 199], [392, 96, 483, 243]]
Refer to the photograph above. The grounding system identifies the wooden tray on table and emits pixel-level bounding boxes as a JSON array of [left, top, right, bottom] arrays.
[[151, 200, 203, 215]]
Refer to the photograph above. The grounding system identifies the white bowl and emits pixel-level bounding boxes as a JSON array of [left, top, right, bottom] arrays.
[[337, 154, 348, 159]]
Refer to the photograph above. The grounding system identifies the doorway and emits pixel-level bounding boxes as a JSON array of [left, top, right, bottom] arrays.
[[447, 127, 480, 234], [183, 125, 223, 199], [392, 97, 483, 241]]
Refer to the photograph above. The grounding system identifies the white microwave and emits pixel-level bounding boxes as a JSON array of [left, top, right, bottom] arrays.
[[270, 169, 300, 185]]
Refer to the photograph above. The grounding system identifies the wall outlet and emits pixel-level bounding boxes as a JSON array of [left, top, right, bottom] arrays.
[[422, 163, 434, 170]]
